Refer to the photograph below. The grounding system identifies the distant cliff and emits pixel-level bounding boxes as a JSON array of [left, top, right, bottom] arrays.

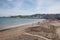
[[5, 14, 60, 19]]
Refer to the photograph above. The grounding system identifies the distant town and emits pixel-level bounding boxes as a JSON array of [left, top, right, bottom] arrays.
[[0, 14, 60, 19]]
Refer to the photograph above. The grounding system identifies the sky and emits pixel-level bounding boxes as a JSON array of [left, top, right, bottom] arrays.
[[0, 0, 60, 16]]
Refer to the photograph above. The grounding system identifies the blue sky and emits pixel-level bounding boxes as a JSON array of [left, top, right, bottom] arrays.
[[0, 0, 60, 16]]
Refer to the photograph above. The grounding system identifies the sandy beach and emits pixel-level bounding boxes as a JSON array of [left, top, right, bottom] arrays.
[[0, 19, 60, 40], [0, 22, 40, 40]]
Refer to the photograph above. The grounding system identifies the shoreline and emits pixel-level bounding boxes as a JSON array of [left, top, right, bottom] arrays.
[[0, 22, 35, 31], [0, 19, 60, 40], [0, 19, 45, 31], [0, 20, 41, 40], [0, 21, 40, 31]]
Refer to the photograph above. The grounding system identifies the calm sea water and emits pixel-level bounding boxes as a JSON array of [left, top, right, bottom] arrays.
[[0, 18, 44, 30]]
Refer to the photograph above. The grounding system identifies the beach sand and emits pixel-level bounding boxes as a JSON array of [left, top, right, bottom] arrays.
[[0, 22, 41, 40], [0, 19, 60, 40]]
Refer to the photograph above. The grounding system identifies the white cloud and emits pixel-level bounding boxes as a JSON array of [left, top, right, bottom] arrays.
[[31, 0, 60, 14], [32, 0, 55, 13], [45, 3, 60, 14], [7, 0, 13, 2], [0, 0, 60, 16]]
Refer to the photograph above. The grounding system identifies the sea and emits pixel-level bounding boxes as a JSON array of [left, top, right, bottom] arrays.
[[0, 18, 44, 30]]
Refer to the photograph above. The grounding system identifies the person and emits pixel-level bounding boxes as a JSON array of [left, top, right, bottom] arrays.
[[37, 22, 40, 25]]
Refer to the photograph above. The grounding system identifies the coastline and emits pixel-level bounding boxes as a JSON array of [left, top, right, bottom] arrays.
[[0, 19, 45, 31], [0, 21, 39, 31], [0, 19, 60, 40], [0, 20, 41, 40]]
